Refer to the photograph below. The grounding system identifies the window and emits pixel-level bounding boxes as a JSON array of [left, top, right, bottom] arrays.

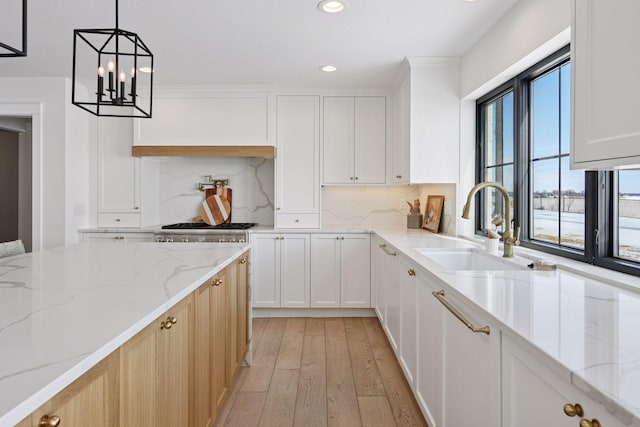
[[476, 46, 639, 276], [616, 170, 640, 263]]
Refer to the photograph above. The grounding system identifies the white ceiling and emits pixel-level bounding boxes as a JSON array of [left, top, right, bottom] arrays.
[[0, 0, 520, 88]]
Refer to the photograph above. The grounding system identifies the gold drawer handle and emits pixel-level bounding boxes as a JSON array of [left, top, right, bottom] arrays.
[[407, 269, 416, 276], [214, 278, 223, 286], [378, 244, 397, 256], [39, 415, 61, 427], [564, 403, 584, 417], [580, 419, 601, 427], [239, 257, 247, 264], [168, 316, 177, 325], [432, 290, 490, 335]]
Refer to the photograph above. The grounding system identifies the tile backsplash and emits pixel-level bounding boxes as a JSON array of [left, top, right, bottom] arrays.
[[158, 157, 274, 225], [321, 184, 457, 235]]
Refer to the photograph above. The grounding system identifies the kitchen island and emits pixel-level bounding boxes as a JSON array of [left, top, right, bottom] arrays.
[[0, 241, 250, 426]]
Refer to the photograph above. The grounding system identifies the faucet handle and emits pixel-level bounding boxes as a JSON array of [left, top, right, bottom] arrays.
[[513, 226, 521, 245]]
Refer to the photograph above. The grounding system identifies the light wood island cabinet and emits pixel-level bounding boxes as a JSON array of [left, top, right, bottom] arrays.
[[20, 351, 120, 427], [120, 293, 194, 427], [16, 251, 250, 427]]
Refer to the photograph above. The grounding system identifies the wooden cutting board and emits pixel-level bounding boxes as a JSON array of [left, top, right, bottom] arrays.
[[199, 194, 231, 225], [205, 187, 232, 223]]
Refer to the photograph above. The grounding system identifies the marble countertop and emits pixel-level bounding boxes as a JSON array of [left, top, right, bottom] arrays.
[[0, 241, 249, 426], [372, 227, 640, 426]]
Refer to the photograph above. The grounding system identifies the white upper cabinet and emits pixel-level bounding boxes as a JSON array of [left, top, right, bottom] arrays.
[[275, 96, 320, 228], [571, 0, 640, 169], [323, 96, 386, 185], [97, 117, 141, 227], [391, 58, 460, 184]]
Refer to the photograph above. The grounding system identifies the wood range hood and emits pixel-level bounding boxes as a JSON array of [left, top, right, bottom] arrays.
[[131, 145, 276, 158]]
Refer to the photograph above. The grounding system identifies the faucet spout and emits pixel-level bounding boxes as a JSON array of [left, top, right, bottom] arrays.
[[462, 182, 520, 258]]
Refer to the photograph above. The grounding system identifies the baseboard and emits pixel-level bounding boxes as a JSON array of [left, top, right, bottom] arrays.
[[252, 307, 376, 318]]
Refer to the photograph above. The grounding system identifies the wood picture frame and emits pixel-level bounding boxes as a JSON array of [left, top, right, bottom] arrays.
[[423, 195, 445, 233]]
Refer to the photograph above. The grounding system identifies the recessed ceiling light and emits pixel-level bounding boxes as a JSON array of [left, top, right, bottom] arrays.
[[321, 65, 337, 72], [317, 0, 346, 14]]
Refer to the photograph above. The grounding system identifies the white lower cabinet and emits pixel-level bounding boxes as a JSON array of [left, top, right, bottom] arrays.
[[372, 239, 400, 351], [251, 233, 310, 308], [398, 256, 418, 386], [415, 268, 443, 427], [310, 234, 371, 308], [502, 335, 624, 427], [440, 289, 500, 427]]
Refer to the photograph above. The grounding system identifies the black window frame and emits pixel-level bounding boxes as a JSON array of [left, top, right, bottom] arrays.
[[475, 45, 640, 277]]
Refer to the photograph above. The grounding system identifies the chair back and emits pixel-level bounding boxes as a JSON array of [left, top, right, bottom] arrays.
[[0, 240, 26, 258]]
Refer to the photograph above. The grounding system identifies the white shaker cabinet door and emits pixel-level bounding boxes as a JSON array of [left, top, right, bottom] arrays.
[[276, 96, 320, 217], [355, 97, 386, 184], [280, 234, 311, 308], [372, 238, 387, 322], [416, 274, 443, 427], [441, 290, 500, 427], [310, 234, 341, 308], [572, 0, 640, 168], [323, 97, 355, 184], [391, 81, 410, 184], [340, 234, 371, 308], [97, 117, 140, 213], [398, 256, 417, 387], [251, 233, 281, 308], [380, 242, 400, 352], [502, 335, 624, 427]]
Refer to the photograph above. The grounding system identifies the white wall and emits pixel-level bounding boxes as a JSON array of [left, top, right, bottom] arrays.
[[64, 81, 90, 245], [457, 0, 571, 237], [460, 0, 571, 99], [0, 77, 89, 250]]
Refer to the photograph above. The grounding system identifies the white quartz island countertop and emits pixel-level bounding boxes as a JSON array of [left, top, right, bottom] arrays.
[[0, 241, 249, 426], [373, 228, 640, 426]]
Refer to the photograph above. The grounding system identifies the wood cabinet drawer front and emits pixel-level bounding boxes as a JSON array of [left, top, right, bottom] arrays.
[[276, 213, 319, 229], [98, 213, 141, 228]]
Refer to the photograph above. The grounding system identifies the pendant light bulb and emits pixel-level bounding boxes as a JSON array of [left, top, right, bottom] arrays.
[[98, 66, 105, 77], [107, 61, 115, 72], [119, 71, 126, 82]]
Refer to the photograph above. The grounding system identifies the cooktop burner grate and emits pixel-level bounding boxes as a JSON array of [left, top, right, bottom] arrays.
[[161, 222, 256, 230]]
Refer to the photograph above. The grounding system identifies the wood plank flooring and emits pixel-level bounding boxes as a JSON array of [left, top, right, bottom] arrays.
[[215, 317, 428, 427]]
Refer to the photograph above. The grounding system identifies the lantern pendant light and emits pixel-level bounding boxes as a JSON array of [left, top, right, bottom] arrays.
[[0, 0, 27, 57], [72, 0, 154, 118]]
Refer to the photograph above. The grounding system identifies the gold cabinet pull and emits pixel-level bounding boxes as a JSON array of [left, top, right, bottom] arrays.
[[378, 244, 397, 256], [564, 403, 584, 417], [407, 269, 416, 276], [579, 420, 601, 427], [168, 316, 177, 325], [160, 321, 172, 330], [38, 415, 61, 427], [214, 278, 223, 286], [239, 257, 247, 264], [432, 290, 490, 335]]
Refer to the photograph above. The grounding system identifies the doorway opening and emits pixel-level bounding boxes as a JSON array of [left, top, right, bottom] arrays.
[[0, 118, 32, 252]]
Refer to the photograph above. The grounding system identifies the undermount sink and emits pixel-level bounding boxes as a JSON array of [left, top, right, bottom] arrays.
[[415, 248, 529, 272]]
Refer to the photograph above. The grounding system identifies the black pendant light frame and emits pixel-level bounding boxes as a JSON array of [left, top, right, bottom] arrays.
[[0, 0, 27, 57], [72, 0, 153, 118]]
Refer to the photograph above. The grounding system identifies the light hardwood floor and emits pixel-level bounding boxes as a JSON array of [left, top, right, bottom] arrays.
[[214, 317, 428, 427]]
